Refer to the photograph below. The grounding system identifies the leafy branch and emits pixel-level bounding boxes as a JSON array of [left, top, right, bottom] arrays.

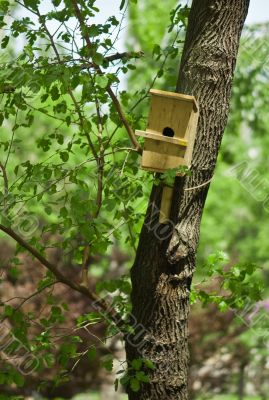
[[0, 223, 124, 328], [70, 0, 142, 154]]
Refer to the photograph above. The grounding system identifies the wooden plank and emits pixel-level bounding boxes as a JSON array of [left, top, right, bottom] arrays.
[[135, 129, 188, 147], [141, 139, 186, 172], [182, 108, 199, 167], [148, 95, 170, 134], [171, 99, 193, 138], [159, 186, 173, 224]]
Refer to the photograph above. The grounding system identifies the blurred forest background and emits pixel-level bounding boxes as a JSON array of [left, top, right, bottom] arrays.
[[0, 0, 269, 399]]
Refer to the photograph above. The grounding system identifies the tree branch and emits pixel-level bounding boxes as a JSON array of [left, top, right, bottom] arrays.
[[0, 223, 124, 327], [35, 9, 99, 162], [78, 51, 144, 70], [105, 51, 144, 63]]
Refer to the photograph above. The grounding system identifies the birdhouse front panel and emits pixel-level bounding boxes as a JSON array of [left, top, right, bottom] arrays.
[[148, 95, 193, 140], [142, 139, 186, 171], [135, 89, 199, 173]]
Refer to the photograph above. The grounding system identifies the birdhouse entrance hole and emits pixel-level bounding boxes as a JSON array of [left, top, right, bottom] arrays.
[[162, 127, 175, 138]]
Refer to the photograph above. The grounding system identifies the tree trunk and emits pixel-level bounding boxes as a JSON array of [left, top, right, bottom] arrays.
[[125, 1, 250, 399]]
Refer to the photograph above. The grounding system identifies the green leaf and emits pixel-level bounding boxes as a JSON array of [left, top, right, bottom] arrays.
[[131, 358, 142, 370], [23, 0, 40, 10], [152, 44, 161, 56], [127, 63, 136, 70], [130, 377, 140, 392], [87, 346, 96, 362], [102, 356, 113, 372], [45, 206, 52, 215], [93, 52, 104, 66], [88, 25, 100, 37], [65, 115, 71, 126], [136, 371, 150, 383], [0, 1, 9, 13], [60, 207, 68, 218], [120, 0, 125, 10], [143, 359, 155, 370], [50, 85, 60, 101], [13, 372, 25, 387], [96, 74, 109, 89], [1, 35, 9, 49], [120, 374, 130, 386], [4, 305, 14, 316], [114, 378, 119, 391], [219, 300, 228, 312], [54, 101, 67, 114], [41, 93, 49, 103], [60, 151, 69, 162], [23, 0, 40, 9]]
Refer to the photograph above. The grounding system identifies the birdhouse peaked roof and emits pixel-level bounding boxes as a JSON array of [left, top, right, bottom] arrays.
[[149, 89, 199, 113]]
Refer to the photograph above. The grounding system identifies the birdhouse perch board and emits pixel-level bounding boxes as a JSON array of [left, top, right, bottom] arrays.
[[135, 89, 199, 173]]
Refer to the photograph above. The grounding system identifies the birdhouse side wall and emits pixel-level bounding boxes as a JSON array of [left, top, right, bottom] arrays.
[[182, 108, 199, 167]]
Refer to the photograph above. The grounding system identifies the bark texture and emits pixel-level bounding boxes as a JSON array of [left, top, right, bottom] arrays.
[[126, 1, 250, 399]]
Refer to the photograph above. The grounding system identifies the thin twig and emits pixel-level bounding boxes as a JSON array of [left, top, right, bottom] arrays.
[[0, 162, 8, 206], [94, 97, 105, 217], [81, 245, 90, 286], [4, 108, 18, 168], [81, 95, 105, 284], [4, 281, 58, 313], [184, 177, 213, 191], [35, 8, 99, 162]]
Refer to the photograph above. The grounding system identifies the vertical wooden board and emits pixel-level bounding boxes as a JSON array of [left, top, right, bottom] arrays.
[[168, 99, 179, 135], [148, 95, 169, 132], [173, 101, 193, 139], [183, 109, 199, 167], [159, 186, 174, 224]]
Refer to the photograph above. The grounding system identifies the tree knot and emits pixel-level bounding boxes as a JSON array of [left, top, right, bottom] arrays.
[[166, 226, 195, 264]]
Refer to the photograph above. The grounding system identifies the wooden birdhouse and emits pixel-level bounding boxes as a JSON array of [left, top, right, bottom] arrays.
[[135, 89, 199, 173]]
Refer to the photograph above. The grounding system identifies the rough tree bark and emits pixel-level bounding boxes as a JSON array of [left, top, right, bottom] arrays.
[[125, 1, 250, 399]]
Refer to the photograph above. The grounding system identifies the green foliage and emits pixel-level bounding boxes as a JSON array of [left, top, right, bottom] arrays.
[[126, 0, 188, 97], [192, 251, 264, 312], [0, 0, 152, 268], [157, 165, 191, 186], [115, 358, 154, 393], [199, 24, 269, 271]]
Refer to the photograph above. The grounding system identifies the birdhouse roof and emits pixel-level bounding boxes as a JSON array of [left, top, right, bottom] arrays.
[[150, 89, 198, 112]]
